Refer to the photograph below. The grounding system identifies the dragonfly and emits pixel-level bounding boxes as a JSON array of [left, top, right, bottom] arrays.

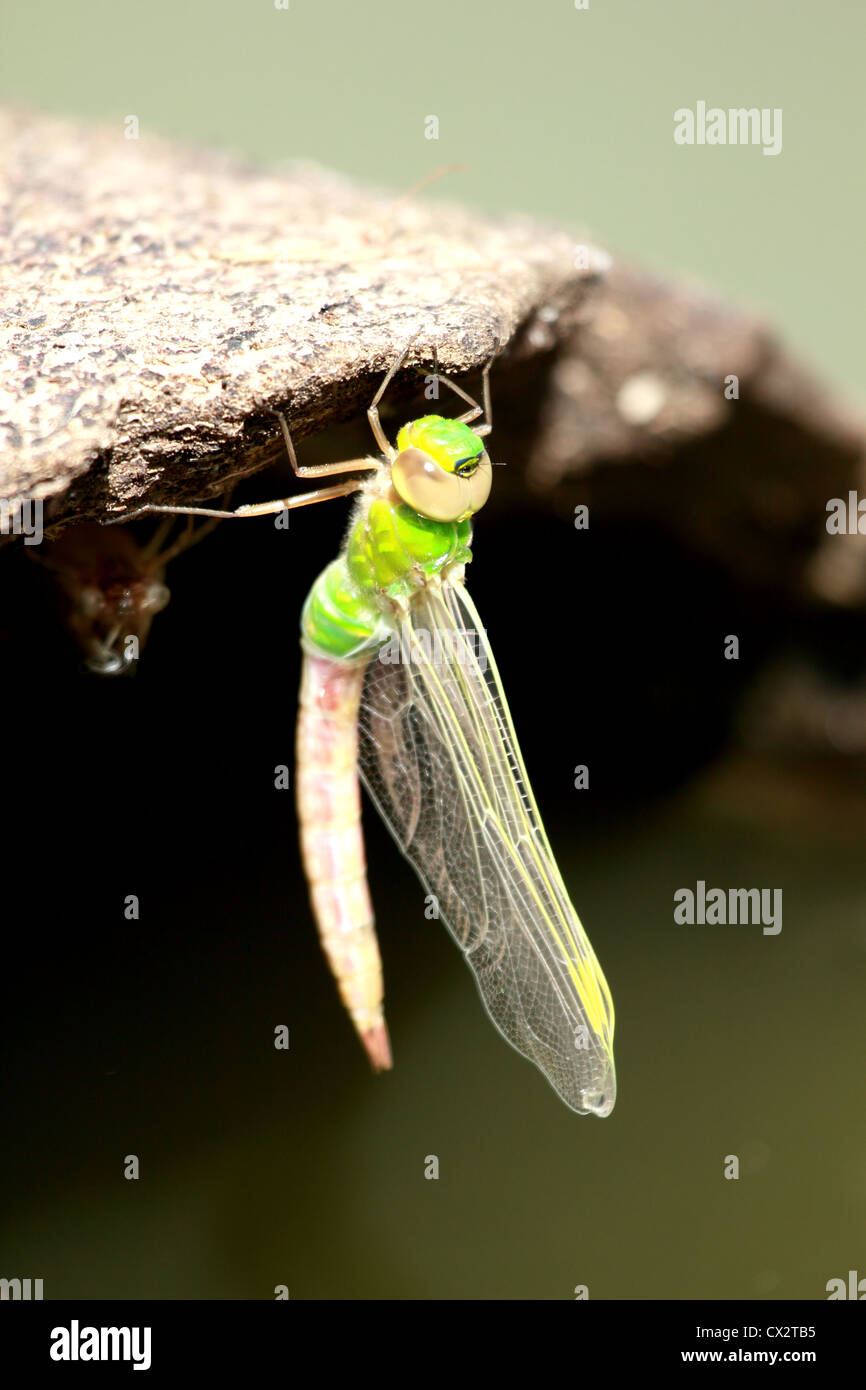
[[117, 338, 617, 1115]]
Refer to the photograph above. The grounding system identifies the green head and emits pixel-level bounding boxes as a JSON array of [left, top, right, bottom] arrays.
[[391, 415, 491, 523]]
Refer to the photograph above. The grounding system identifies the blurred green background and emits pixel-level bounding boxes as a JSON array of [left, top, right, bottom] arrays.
[[4, 0, 865, 401], [2, 0, 865, 1300]]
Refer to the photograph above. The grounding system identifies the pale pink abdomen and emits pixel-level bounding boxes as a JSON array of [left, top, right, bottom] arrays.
[[296, 651, 392, 1071]]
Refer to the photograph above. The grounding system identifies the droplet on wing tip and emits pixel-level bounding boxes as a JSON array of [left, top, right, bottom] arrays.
[[362, 1021, 393, 1073], [581, 1084, 616, 1118]]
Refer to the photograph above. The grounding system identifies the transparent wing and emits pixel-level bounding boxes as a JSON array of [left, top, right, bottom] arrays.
[[358, 580, 616, 1115]]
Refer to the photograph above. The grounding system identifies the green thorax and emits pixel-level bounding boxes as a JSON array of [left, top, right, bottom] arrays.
[[301, 495, 473, 662]]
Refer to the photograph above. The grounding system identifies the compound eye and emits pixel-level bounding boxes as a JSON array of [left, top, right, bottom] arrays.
[[391, 447, 468, 522], [466, 454, 492, 514]]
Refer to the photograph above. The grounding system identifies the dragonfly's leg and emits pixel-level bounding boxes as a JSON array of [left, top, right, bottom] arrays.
[[234, 480, 365, 515], [273, 410, 379, 480], [415, 339, 500, 436], [459, 338, 499, 434], [477, 338, 499, 435], [367, 330, 423, 458], [109, 478, 366, 526], [108, 503, 246, 524], [414, 345, 483, 426]]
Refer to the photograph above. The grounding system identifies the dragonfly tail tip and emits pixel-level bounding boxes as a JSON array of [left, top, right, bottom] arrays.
[[361, 1021, 393, 1073]]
